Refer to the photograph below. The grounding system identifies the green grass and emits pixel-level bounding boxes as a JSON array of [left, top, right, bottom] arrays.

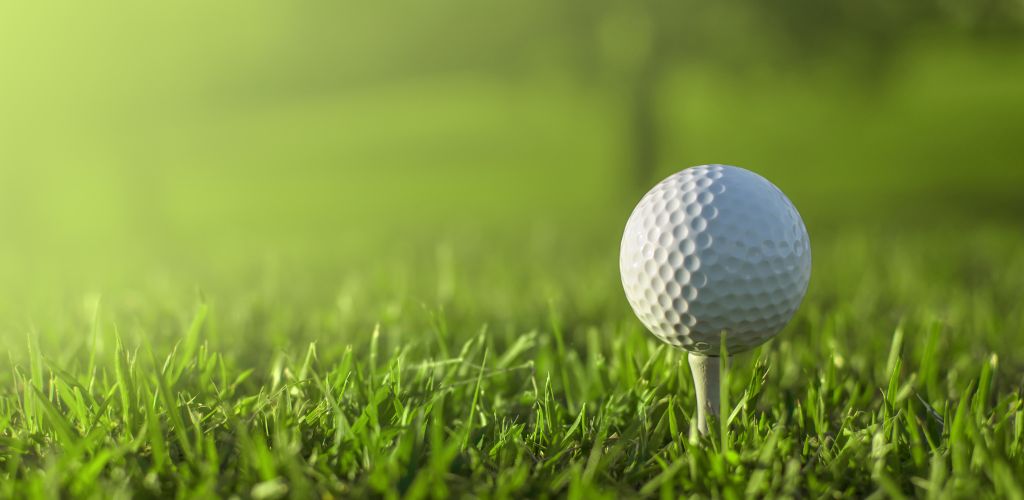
[[2, 223, 1022, 498], [1, 17, 1023, 497]]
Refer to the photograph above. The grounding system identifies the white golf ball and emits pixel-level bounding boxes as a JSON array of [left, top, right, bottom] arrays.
[[620, 165, 811, 355]]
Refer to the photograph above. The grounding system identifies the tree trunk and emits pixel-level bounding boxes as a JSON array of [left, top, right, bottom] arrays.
[[626, 53, 663, 193]]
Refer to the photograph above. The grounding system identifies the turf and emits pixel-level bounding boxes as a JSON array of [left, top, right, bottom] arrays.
[[2, 21, 1023, 497], [1, 223, 1022, 499]]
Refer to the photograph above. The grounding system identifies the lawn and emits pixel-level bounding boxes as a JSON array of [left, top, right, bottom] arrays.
[[1, 13, 1023, 496], [2, 221, 1022, 498]]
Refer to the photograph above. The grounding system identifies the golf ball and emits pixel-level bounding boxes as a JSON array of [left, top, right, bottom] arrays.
[[620, 165, 811, 355]]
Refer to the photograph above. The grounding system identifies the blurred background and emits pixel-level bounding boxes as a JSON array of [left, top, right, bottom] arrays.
[[0, 2, 1022, 323]]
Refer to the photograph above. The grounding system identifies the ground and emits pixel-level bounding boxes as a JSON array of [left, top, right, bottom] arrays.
[[1, 220, 1022, 498], [1, 30, 1023, 498]]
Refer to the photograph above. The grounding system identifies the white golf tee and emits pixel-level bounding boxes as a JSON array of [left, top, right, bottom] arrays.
[[687, 352, 721, 435]]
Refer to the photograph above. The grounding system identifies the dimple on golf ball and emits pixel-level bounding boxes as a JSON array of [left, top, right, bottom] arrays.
[[620, 164, 811, 355]]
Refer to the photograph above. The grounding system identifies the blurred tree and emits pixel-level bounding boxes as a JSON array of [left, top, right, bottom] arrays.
[[214, 1, 1022, 194], [569, 0, 1024, 192]]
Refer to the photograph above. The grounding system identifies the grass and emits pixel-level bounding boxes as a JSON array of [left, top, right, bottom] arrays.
[[1, 222, 1022, 498], [1, 22, 1023, 498]]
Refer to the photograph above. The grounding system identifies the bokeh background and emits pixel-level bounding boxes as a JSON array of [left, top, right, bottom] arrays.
[[1, 2, 1022, 343]]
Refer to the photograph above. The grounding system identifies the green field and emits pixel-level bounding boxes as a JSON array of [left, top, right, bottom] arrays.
[[2, 5, 1024, 498]]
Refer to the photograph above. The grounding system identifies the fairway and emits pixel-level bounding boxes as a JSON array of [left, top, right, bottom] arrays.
[[2, 4, 1024, 498], [3, 223, 1023, 498]]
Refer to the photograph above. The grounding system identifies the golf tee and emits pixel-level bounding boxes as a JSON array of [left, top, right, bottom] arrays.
[[688, 352, 721, 435]]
